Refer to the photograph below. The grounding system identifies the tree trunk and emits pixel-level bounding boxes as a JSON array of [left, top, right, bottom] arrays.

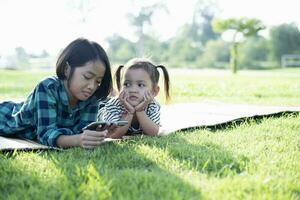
[[230, 43, 238, 74], [137, 27, 144, 57]]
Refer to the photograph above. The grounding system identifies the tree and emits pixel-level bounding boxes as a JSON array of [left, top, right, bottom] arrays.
[[142, 35, 169, 63], [164, 0, 219, 68], [269, 23, 300, 63], [106, 35, 136, 63], [213, 17, 265, 73], [238, 36, 269, 69], [193, 0, 219, 45], [127, 4, 168, 56], [196, 39, 230, 68], [166, 24, 204, 68]]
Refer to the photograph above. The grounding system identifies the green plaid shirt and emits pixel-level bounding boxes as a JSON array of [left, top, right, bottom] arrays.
[[0, 76, 99, 147]]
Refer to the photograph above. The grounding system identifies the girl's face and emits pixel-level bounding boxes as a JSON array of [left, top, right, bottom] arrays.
[[65, 61, 105, 106], [121, 68, 158, 106]]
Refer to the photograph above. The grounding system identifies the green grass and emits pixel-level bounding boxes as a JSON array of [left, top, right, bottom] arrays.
[[165, 68, 300, 106], [0, 68, 299, 199], [0, 69, 55, 100]]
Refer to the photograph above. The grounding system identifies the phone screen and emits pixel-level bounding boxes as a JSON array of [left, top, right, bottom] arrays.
[[113, 120, 128, 126], [82, 121, 107, 131], [83, 120, 128, 131]]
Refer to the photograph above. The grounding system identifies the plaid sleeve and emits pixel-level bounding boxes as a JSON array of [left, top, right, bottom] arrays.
[[34, 82, 73, 147], [147, 102, 161, 125], [73, 102, 99, 132]]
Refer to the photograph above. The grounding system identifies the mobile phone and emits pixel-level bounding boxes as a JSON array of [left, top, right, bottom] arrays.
[[112, 120, 128, 126], [82, 121, 107, 131], [82, 120, 128, 131]]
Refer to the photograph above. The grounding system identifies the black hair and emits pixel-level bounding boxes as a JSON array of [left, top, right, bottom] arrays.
[[56, 38, 112, 99], [115, 58, 171, 102]]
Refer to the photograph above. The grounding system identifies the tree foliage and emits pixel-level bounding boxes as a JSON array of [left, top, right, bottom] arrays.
[[193, 0, 220, 45], [104, 4, 300, 70], [196, 39, 230, 68], [269, 23, 300, 62], [127, 4, 168, 56], [238, 36, 269, 68], [212, 17, 265, 73], [106, 35, 136, 64]]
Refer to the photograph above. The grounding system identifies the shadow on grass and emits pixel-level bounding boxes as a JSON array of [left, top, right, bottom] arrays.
[[4, 113, 297, 198], [2, 112, 298, 198], [0, 124, 254, 199], [0, 140, 203, 199], [43, 142, 204, 200]]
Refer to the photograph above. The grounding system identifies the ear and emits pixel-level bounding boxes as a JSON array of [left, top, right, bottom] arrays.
[[64, 64, 71, 78], [152, 85, 160, 97]]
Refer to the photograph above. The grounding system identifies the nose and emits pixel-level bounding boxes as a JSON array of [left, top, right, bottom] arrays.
[[87, 79, 97, 90], [127, 85, 138, 93]]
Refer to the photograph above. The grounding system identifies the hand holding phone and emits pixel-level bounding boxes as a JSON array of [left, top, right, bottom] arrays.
[[82, 120, 128, 131]]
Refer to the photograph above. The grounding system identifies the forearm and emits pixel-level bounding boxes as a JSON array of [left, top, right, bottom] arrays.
[[136, 111, 159, 136], [56, 134, 81, 148], [108, 126, 129, 138]]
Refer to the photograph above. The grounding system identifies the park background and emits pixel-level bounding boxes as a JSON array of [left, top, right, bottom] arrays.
[[0, 0, 300, 71], [0, 0, 299, 199]]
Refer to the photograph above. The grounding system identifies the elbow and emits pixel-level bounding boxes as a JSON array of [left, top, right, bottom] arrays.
[[145, 127, 160, 136]]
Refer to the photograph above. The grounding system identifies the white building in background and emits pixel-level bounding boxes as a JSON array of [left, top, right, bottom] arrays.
[[281, 54, 300, 68], [0, 54, 55, 70], [28, 57, 55, 70], [0, 54, 17, 69]]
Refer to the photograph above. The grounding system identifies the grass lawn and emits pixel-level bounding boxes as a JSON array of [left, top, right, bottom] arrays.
[[0, 68, 299, 199]]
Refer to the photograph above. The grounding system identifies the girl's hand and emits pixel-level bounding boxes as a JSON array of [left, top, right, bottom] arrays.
[[79, 130, 107, 149], [119, 90, 135, 114], [105, 123, 118, 138], [135, 91, 153, 112]]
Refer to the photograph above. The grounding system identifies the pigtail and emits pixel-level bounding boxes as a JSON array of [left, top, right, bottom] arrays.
[[115, 65, 124, 91], [156, 65, 171, 103]]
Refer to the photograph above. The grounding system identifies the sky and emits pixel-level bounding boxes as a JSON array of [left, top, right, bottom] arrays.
[[0, 0, 299, 55]]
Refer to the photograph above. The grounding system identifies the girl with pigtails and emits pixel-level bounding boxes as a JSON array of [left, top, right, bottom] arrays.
[[98, 58, 171, 138]]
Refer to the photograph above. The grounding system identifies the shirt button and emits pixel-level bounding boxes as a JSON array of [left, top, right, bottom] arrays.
[[69, 114, 72, 117]]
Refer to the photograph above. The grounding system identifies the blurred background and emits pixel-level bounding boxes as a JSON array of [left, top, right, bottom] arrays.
[[0, 0, 299, 71]]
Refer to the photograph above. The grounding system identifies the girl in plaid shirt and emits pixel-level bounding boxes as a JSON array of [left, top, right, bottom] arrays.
[[0, 38, 113, 149], [98, 58, 171, 138]]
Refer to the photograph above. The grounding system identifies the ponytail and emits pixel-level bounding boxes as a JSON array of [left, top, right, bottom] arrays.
[[115, 65, 124, 91], [156, 65, 171, 103]]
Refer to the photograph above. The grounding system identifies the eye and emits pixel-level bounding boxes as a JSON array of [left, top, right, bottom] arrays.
[[138, 83, 146, 87], [123, 82, 130, 87], [83, 75, 92, 80]]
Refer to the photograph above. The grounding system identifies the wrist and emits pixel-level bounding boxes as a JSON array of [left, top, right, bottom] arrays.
[[56, 134, 81, 148], [135, 110, 146, 116], [75, 133, 82, 147], [122, 111, 134, 119], [123, 109, 134, 115], [135, 107, 146, 112]]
